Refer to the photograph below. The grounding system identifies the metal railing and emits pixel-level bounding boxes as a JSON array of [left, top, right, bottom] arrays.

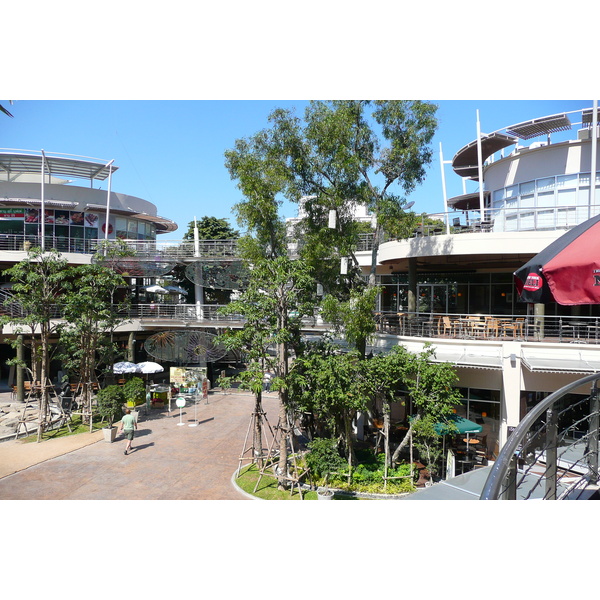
[[374, 311, 600, 344], [0, 235, 241, 260], [481, 372, 600, 500]]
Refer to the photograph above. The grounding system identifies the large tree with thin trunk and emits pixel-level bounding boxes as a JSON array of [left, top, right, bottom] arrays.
[[1, 248, 68, 442], [58, 262, 129, 430], [224, 135, 316, 488], [228, 101, 437, 353]]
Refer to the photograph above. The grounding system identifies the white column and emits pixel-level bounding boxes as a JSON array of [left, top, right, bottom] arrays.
[[591, 100, 598, 219], [40, 149, 46, 251], [193, 217, 203, 320], [500, 340, 522, 450], [476, 110, 485, 223], [104, 160, 114, 243], [439, 142, 450, 234]]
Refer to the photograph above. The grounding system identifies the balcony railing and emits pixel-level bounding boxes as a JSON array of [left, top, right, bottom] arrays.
[[480, 372, 600, 500], [375, 311, 600, 344], [0, 235, 241, 260]]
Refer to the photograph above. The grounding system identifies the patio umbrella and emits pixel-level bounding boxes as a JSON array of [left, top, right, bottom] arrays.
[[434, 415, 482, 436], [145, 284, 170, 295], [514, 213, 600, 305], [164, 285, 188, 295], [136, 361, 164, 374], [112, 361, 142, 374]]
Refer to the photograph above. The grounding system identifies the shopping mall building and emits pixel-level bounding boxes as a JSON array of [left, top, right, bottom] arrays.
[[1, 104, 600, 465]]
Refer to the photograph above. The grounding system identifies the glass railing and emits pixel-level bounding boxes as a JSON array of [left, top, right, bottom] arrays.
[[480, 372, 600, 500]]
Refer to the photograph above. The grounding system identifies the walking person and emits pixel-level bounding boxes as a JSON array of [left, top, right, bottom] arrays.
[[119, 408, 138, 455]]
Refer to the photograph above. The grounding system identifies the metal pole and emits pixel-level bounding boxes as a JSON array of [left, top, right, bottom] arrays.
[[439, 143, 450, 234], [476, 110, 485, 224], [104, 160, 114, 244], [545, 406, 558, 499], [588, 382, 599, 483], [40, 149, 46, 251], [193, 217, 203, 320], [590, 100, 598, 220]]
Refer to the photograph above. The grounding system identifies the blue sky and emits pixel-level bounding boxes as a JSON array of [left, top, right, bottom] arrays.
[[1, 99, 594, 240]]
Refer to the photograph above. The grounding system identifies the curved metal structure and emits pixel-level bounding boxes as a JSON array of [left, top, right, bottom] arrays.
[[143, 330, 228, 364], [481, 372, 600, 500]]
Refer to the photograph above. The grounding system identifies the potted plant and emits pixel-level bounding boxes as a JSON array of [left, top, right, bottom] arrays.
[[123, 376, 146, 408], [96, 384, 125, 442], [306, 437, 345, 500]]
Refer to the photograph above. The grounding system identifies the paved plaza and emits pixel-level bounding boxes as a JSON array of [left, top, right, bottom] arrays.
[[0, 390, 280, 500]]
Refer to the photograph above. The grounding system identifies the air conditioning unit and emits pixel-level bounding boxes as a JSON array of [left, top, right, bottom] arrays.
[[578, 128, 591, 140]]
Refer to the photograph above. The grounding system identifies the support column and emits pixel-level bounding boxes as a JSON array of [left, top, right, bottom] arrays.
[[534, 303, 545, 340], [16, 334, 24, 402], [407, 257, 417, 317], [500, 340, 522, 450], [127, 331, 135, 362]]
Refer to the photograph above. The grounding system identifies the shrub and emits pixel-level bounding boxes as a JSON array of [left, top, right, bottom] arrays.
[[305, 437, 345, 479], [123, 376, 146, 406], [96, 385, 125, 427]]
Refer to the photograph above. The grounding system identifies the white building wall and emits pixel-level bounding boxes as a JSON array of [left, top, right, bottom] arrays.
[[484, 139, 599, 192]]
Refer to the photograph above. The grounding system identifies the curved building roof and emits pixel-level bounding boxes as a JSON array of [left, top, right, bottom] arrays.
[[451, 132, 517, 181], [0, 151, 118, 181]]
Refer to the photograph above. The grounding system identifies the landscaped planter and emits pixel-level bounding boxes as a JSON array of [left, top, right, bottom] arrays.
[[103, 426, 117, 443], [317, 488, 334, 500]]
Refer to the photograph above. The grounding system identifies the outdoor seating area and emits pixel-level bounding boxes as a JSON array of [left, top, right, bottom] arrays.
[[373, 311, 600, 344], [448, 433, 489, 473]]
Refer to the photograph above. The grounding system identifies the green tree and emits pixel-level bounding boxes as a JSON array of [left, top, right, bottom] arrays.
[[219, 256, 315, 487], [58, 262, 129, 429], [182, 216, 239, 241], [289, 342, 367, 468], [321, 285, 380, 358], [225, 129, 316, 489], [178, 216, 241, 304], [1, 248, 69, 442], [391, 345, 462, 465], [227, 101, 437, 351]]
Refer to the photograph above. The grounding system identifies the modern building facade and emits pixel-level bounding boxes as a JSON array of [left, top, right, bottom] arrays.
[[355, 105, 600, 460]]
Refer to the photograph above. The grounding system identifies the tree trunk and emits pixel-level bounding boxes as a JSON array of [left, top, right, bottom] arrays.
[[253, 392, 264, 468], [391, 412, 421, 465], [383, 401, 391, 468]]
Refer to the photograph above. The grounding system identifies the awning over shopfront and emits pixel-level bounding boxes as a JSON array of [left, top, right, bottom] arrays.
[[421, 345, 503, 370], [521, 348, 600, 373], [371, 338, 504, 370]]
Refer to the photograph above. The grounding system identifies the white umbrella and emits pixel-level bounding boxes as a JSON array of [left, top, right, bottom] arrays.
[[164, 285, 188, 295], [112, 361, 142, 374], [145, 285, 169, 294], [136, 361, 165, 374]]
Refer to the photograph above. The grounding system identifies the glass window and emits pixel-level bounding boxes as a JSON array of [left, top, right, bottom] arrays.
[[520, 180, 535, 195], [537, 190, 555, 208], [557, 174, 577, 189], [0, 220, 23, 235], [520, 211, 535, 230], [536, 177, 555, 192], [558, 187, 577, 209]]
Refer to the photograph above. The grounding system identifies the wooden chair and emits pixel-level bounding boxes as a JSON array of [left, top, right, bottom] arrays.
[[440, 315, 456, 337], [468, 317, 486, 337], [485, 317, 501, 338], [502, 317, 525, 338]]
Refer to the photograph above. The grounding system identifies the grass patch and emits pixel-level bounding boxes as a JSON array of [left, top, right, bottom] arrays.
[[22, 414, 109, 443], [235, 463, 364, 499], [236, 463, 319, 500]]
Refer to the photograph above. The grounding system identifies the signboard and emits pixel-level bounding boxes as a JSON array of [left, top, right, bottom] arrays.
[[170, 366, 207, 386], [202, 378, 209, 400], [446, 449, 456, 480]]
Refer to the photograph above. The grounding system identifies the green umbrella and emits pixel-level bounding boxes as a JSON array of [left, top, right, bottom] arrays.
[[434, 416, 482, 436]]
